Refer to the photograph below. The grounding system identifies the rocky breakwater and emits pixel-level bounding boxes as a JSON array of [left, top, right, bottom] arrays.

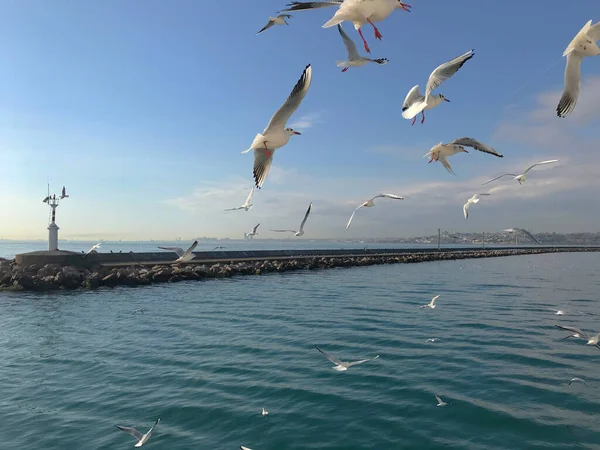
[[0, 248, 598, 292]]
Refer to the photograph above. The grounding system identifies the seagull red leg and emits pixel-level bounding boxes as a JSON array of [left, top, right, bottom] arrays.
[[263, 141, 271, 158], [341, 67, 348, 72], [421, 111, 425, 124], [367, 18, 383, 40], [411, 117, 416, 126], [357, 28, 371, 53]]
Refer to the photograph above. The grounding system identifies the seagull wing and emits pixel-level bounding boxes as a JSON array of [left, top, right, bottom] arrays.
[[380, 193, 404, 200], [337, 24, 360, 60], [270, 229, 297, 233], [448, 137, 503, 158], [116, 426, 144, 441], [587, 21, 600, 41], [346, 206, 363, 230], [514, 228, 542, 245], [61, 186, 66, 197], [346, 354, 379, 367], [463, 202, 470, 219], [298, 202, 312, 232], [257, 18, 276, 35], [435, 395, 444, 405], [523, 160, 559, 174], [555, 324, 589, 340], [253, 148, 274, 189], [277, 14, 293, 19], [182, 240, 199, 258], [244, 187, 255, 207], [430, 295, 440, 306], [263, 64, 312, 134], [281, 1, 343, 12], [315, 345, 344, 365], [147, 418, 160, 434], [401, 85, 426, 119], [481, 173, 518, 186], [158, 246, 185, 257], [557, 52, 582, 118], [224, 207, 243, 211], [253, 223, 261, 233], [438, 155, 455, 175], [425, 49, 475, 98]]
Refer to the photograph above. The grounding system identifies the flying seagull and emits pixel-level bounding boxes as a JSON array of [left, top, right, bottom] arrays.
[[116, 418, 160, 447], [568, 377, 587, 386], [503, 228, 542, 246], [270, 202, 312, 236], [435, 395, 448, 407], [420, 295, 440, 309], [555, 324, 600, 348], [245, 223, 261, 239], [241, 64, 312, 189], [281, 0, 411, 54], [86, 243, 101, 255], [551, 309, 566, 316], [60, 186, 69, 199], [463, 194, 490, 219], [315, 345, 379, 371], [346, 193, 404, 229], [424, 137, 503, 175], [261, 408, 269, 416], [241, 447, 253, 450], [42, 196, 50, 203], [224, 187, 255, 211], [336, 24, 388, 72], [257, 14, 293, 35], [482, 160, 559, 185], [557, 20, 600, 118], [402, 50, 475, 125], [158, 240, 199, 263]]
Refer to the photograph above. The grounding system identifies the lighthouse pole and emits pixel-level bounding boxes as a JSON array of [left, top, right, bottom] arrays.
[[48, 194, 60, 251]]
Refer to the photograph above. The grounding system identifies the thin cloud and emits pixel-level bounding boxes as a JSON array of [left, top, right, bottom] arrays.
[[288, 112, 323, 131]]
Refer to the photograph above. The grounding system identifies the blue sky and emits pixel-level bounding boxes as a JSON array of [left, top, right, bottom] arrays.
[[1, 0, 599, 240]]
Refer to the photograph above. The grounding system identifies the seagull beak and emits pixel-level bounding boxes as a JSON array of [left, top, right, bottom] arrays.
[[293, 131, 301, 135], [443, 98, 451, 102]]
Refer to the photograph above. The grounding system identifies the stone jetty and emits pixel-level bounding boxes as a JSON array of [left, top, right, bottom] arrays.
[[1, 247, 598, 292]]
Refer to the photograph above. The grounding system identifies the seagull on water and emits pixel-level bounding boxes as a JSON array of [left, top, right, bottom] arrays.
[[257, 14, 293, 35], [482, 160, 559, 185], [224, 187, 255, 211], [346, 193, 404, 229], [503, 228, 542, 246], [425, 137, 503, 175], [132, 309, 145, 315], [245, 223, 261, 240], [315, 345, 379, 371], [336, 24, 388, 72], [426, 338, 437, 343], [569, 377, 587, 386], [241, 447, 253, 450], [420, 295, 440, 309], [262, 408, 269, 416], [281, 0, 411, 54], [557, 20, 600, 118], [555, 325, 600, 348], [60, 186, 69, 199], [270, 202, 312, 236], [158, 240, 199, 263], [435, 395, 448, 407], [463, 194, 490, 219], [116, 418, 160, 447], [241, 64, 312, 189], [402, 50, 475, 125], [86, 243, 101, 255], [551, 309, 566, 316]]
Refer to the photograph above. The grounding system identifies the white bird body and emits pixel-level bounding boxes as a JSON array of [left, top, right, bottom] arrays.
[[116, 418, 160, 447], [242, 65, 312, 189], [551, 309, 565, 316], [270, 202, 312, 236], [224, 187, 254, 211], [172, 240, 199, 263], [435, 395, 447, 407], [86, 243, 101, 255], [482, 160, 559, 185], [463, 193, 490, 219], [557, 20, 600, 117], [315, 345, 379, 371], [281, 0, 410, 53], [262, 408, 269, 416], [346, 193, 403, 229], [555, 324, 600, 348], [336, 24, 388, 71], [420, 295, 440, 309], [245, 223, 261, 239], [402, 50, 475, 125], [424, 142, 467, 175], [257, 14, 293, 34]]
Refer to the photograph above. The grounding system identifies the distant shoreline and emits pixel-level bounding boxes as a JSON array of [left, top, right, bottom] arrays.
[[1, 247, 598, 293]]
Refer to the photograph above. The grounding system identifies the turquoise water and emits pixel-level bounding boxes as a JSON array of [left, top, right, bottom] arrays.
[[1, 252, 599, 449]]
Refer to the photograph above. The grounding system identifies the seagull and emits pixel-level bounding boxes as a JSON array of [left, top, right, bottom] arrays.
[[555, 325, 600, 348], [224, 187, 255, 211], [60, 186, 69, 199], [132, 309, 145, 315], [245, 223, 261, 240], [557, 20, 600, 118], [346, 193, 404, 229], [568, 377, 587, 386], [426, 338, 437, 343], [482, 160, 560, 185], [213, 246, 226, 250], [241, 447, 253, 450], [503, 228, 542, 246], [336, 24, 388, 72], [158, 240, 199, 263], [116, 418, 160, 447], [270, 202, 312, 236], [424, 137, 503, 174], [402, 50, 475, 125], [86, 243, 101, 255], [551, 309, 566, 316], [315, 345, 379, 371], [463, 194, 490, 219], [257, 14, 293, 35], [420, 295, 440, 309], [42, 196, 50, 203], [435, 395, 448, 407], [241, 64, 312, 189], [262, 408, 269, 416], [281, 0, 411, 54]]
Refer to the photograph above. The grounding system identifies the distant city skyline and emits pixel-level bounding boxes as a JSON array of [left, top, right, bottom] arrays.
[[1, 1, 598, 240]]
